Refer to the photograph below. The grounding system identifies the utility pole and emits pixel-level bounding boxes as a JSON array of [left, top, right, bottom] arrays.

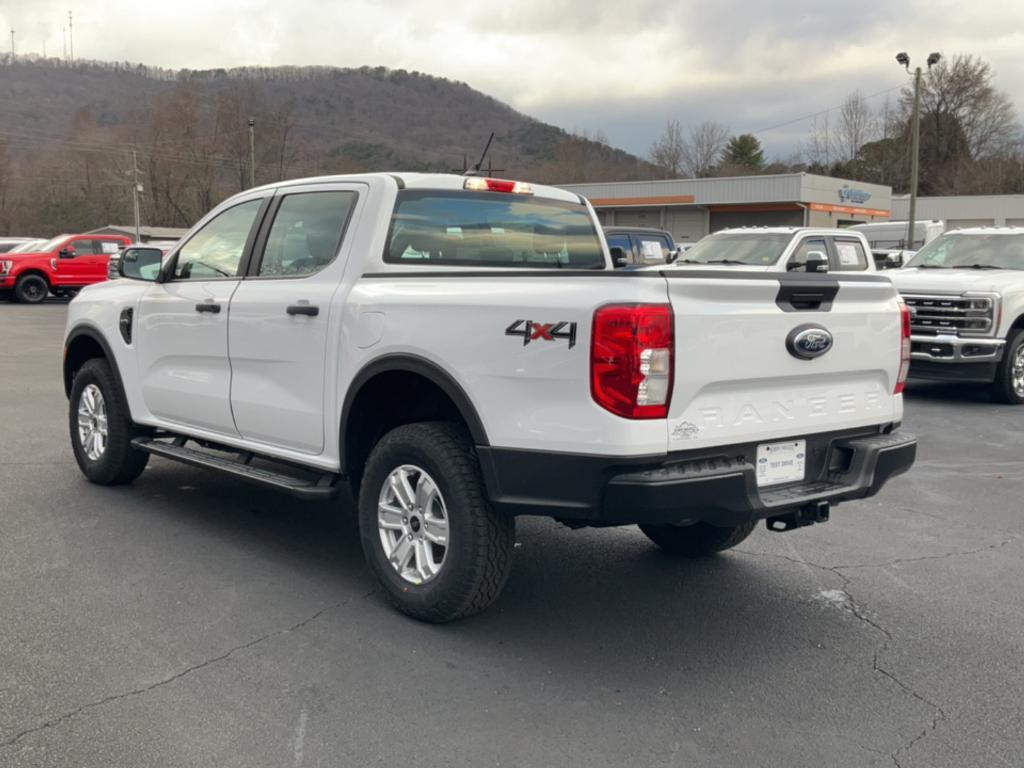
[[895, 51, 941, 251], [9, 29, 14, 59], [42, 40, 46, 58], [248, 117, 256, 188], [62, 26, 66, 59], [131, 150, 142, 243], [68, 10, 73, 61]]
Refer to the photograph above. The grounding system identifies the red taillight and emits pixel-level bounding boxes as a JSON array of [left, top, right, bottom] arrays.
[[463, 177, 533, 194], [895, 300, 911, 394], [591, 304, 674, 419]]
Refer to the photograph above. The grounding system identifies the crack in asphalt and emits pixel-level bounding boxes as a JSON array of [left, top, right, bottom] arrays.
[[730, 544, 1017, 766], [0, 591, 376, 751]]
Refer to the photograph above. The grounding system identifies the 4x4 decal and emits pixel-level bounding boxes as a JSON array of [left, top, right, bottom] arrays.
[[505, 320, 577, 349]]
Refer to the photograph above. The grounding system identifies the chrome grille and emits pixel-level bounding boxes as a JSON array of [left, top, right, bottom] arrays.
[[901, 293, 994, 336]]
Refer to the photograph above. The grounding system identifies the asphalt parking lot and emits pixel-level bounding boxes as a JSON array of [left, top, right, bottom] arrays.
[[1, 301, 1021, 768]]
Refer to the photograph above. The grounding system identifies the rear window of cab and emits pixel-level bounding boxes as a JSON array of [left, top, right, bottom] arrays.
[[384, 190, 606, 269]]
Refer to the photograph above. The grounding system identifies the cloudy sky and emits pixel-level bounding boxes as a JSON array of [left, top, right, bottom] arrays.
[[3, 0, 1023, 160]]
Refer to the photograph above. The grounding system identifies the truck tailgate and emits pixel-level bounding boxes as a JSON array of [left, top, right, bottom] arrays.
[[663, 272, 902, 451]]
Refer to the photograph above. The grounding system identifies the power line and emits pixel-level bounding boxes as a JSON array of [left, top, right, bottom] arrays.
[[747, 83, 906, 136]]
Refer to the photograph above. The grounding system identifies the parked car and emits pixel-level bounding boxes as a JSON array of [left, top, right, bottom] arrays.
[[7, 238, 48, 254], [107, 240, 179, 280], [889, 227, 1024, 403], [62, 172, 916, 621], [0, 233, 132, 303], [848, 221, 945, 269], [668, 227, 876, 273], [603, 226, 679, 268], [0, 237, 37, 254]]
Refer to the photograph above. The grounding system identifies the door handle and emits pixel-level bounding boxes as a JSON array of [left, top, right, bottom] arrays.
[[195, 302, 221, 314], [286, 304, 319, 317]]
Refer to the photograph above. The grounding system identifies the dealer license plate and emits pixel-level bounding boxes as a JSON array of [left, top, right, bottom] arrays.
[[756, 440, 806, 487]]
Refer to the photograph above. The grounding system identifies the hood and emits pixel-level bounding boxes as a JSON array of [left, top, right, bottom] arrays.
[[660, 263, 774, 273], [1, 251, 47, 261], [889, 267, 1021, 294]]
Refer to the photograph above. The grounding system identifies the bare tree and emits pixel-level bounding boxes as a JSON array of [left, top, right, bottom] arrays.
[[649, 120, 685, 177], [834, 90, 877, 162], [803, 113, 832, 169], [909, 54, 1020, 161], [681, 121, 729, 177]]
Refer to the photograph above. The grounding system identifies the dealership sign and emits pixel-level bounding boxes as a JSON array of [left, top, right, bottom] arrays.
[[838, 185, 872, 204]]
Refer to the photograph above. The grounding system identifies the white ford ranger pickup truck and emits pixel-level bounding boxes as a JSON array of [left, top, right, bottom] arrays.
[[62, 173, 917, 621], [890, 228, 1024, 404]]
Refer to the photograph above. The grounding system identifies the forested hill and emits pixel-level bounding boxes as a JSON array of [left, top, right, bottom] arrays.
[[0, 59, 654, 233]]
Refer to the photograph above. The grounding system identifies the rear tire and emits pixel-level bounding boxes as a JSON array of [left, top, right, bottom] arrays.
[[990, 330, 1024, 405], [358, 422, 515, 622], [14, 273, 49, 304], [69, 358, 149, 485], [639, 521, 756, 556]]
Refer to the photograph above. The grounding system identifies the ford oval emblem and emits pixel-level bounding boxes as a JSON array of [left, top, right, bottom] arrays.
[[786, 325, 834, 360]]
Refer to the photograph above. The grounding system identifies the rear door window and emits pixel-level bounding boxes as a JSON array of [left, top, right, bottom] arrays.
[[831, 238, 869, 271], [634, 234, 672, 264], [385, 191, 605, 269]]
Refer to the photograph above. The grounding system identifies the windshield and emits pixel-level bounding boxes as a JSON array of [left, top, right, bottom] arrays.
[[34, 234, 71, 253], [9, 239, 47, 253], [385, 191, 605, 269], [906, 233, 1024, 269], [681, 232, 792, 265]]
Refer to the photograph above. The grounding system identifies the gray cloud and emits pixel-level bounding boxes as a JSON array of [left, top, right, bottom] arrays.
[[2, 0, 1021, 161]]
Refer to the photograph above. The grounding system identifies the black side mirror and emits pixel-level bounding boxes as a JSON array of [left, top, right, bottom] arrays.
[[805, 250, 829, 273], [118, 247, 164, 282], [59, 247, 77, 259], [667, 248, 680, 264], [608, 246, 629, 268]]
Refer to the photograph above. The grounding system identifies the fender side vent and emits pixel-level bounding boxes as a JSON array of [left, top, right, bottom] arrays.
[[119, 308, 133, 344]]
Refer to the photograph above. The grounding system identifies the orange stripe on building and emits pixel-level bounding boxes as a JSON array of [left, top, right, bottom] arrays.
[[707, 203, 802, 213], [808, 203, 890, 217], [588, 195, 696, 207]]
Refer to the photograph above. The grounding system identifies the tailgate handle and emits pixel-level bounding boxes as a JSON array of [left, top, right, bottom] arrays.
[[776, 281, 839, 312]]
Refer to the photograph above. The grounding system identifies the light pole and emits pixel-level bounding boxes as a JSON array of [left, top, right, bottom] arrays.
[[896, 51, 941, 251], [248, 117, 256, 188]]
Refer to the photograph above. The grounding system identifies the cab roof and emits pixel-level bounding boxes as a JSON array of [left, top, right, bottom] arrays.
[[258, 172, 584, 205]]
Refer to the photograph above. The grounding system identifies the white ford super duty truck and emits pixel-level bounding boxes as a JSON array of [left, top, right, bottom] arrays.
[[63, 173, 916, 621], [890, 227, 1024, 404]]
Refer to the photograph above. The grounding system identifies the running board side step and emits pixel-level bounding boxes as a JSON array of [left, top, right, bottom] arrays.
[[130, 437, 340, 500]]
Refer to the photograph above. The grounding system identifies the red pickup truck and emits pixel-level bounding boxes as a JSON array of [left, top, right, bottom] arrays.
[[0, 233, 131, 303]]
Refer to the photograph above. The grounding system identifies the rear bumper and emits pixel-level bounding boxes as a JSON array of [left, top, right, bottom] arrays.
[[477, 427, 916, 527]]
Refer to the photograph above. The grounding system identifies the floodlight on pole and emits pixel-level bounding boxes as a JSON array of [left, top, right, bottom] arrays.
[[896, 51, 941, 251]]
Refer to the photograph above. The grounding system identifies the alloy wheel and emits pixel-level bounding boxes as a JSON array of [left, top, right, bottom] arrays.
[[377, 464, 450, 585], [77, 384, 108, 460]]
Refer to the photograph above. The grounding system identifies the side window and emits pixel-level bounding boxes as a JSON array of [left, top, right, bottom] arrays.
[[97, 239, 122, 255], [257, 191, 356, 277], [832, 238, 868, 271], [605, 234, 632, 259], [70, 238, 98, 255], [174, 199, 263, 280], [635, 234, 671, 264], [787, 237, 828, 272]]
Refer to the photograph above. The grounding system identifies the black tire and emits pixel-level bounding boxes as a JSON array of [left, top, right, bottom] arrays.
[[14, 273, 49, 304], [990, 330, 1024, 404], [69, 358, 149, 485], [358, 422, 515, 622], [639, 521, 756, 557]]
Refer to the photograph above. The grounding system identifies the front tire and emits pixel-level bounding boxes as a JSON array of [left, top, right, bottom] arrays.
[[639, 521, 756, 556], [14, 273, 49, 304], [990, 330, 1024, 404], [358, 422, 515, 622], [69, 358, 149, 485]]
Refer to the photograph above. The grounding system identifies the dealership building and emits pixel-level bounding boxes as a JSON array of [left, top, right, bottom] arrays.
[[560, 173, 892, 245], [891, 195, 1024, 229]]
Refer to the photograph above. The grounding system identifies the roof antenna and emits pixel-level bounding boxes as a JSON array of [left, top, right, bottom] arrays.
[[466, 132, 498, 176]]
